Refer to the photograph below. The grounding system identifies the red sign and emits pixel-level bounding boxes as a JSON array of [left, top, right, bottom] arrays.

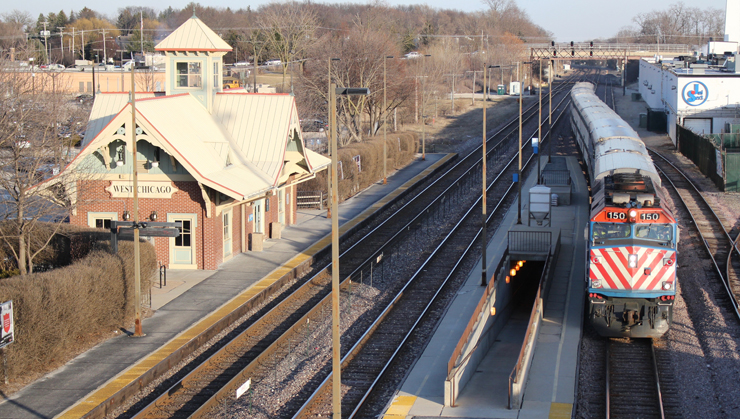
[[3, 313, 9, 333]]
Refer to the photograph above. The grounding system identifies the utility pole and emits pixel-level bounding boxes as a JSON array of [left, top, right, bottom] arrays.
[[481, 62, 488, 286], [81, 30, 85, 61], [102, 28, 107, 64], [443, 73, 459, 114], [42, 21, 50, 64], [326, 58, 340, 218], [466, 70, 482, 105], [384, 55, 394, 185], [517, 62, 523, 225], [130, 65, 144, 337]]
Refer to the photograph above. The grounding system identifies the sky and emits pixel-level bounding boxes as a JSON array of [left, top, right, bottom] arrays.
[[6, 0, 730, 42]]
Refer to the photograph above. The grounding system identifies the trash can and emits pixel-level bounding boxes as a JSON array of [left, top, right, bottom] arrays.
[[639, 113, 648, 128], [497, 84, 505, 95]]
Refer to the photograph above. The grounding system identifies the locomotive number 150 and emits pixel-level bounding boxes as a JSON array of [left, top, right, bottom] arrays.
[[640, 213, 660, 221], [606, 212, 626, 220]]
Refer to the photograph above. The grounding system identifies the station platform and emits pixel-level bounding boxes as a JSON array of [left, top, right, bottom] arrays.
[[384, 155, 589, 419], [0, 153, 454, 419]]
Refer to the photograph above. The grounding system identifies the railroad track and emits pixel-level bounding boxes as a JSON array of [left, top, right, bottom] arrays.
[[606, 339, 664, 419], [119, 77, 580, 418], [290, 84, 577, 418], [649, 149, 740, 321]]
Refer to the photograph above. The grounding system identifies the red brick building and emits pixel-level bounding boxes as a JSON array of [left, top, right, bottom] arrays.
[[61, 17, 329, 269]]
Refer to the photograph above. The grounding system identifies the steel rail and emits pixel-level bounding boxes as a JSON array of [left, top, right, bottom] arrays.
[[606, 339, 664, 419], [292, 79, 575, 419], [649, 149, 740, 320]]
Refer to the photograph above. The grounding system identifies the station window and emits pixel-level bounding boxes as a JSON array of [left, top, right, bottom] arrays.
[[176, 62, 202, 88], [87, 212, 117, 229]]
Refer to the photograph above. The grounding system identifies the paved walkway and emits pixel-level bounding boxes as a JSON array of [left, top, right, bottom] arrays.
[[0, 153, 454, 419], [385, 155, 589, 419]]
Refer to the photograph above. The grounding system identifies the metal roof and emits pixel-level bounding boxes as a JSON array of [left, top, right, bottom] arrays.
[[594, 151, 660, 187], [83, 93, 156, 147], [72, 91, 325, 201], [213, 93, 303, 184], [155, 16, 232, 52]]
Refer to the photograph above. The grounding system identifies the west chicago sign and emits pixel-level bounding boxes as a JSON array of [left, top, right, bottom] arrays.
[[106, 181, 179, 199]]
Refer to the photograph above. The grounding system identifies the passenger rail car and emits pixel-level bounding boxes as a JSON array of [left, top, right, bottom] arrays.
[[570, 82, 678, 338]]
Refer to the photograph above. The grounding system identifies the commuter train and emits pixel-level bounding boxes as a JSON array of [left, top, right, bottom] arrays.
[[570, 82, 678, 338]]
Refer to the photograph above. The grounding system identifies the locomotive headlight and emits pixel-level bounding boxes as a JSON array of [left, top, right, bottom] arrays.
[[662, 281, 673, 290], [628, 209, 638, 223], [628, 254, 638, 268], [591, 279, 601, 288]]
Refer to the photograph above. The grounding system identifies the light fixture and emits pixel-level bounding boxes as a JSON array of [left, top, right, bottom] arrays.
[[662, 282, 672, 290], [116, 159, 124, 167], [591, 279, 601, 288], [150, 211, 157, 221], [628, 254, 638, 269], [150, 161, 159, 168], [510, 268, 517, 276], [123, 211, 131, 221]]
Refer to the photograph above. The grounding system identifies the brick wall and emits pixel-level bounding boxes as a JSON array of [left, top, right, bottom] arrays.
[[72, 179, 300, 269]]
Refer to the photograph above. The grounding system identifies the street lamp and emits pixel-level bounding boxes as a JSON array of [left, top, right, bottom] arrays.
[[482, 63, 495, 286], [384, 55, 394, 185], [326, 58, 340, 218], [516, 62, 532, 225], [421, 54, 431, 160], [329, 84, 370, 419]]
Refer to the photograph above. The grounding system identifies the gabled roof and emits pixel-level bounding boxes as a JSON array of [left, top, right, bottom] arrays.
[[83, 92, 157, 147], [155, 16, 232, 52], [72, 91, 328, 202], [213, 92, 322, 185]]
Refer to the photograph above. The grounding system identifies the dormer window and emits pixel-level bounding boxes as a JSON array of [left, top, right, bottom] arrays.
[[176, 62, 202, 88]]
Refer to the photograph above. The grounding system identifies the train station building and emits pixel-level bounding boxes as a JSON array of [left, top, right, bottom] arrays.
[[58, 16, 329, 269]]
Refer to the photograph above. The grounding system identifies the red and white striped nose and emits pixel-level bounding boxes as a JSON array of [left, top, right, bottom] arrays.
[[628, 254, 638, 269]]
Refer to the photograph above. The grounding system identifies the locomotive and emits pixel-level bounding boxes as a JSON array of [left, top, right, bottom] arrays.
[[570, 82, 678, 338]]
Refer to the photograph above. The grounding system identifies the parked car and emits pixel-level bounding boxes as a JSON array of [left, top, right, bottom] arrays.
[[264, 59, 282, 67], [300, 119, 327, 132], [404, 51, 421, 59]]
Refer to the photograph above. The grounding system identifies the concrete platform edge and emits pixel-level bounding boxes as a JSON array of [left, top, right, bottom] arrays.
[[55, 154, 456, 419]]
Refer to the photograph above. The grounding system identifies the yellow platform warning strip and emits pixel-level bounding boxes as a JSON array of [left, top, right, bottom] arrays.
[[383, 395, 417, 418], [58, 154, 455, 419], [549, 402, 572, 419]]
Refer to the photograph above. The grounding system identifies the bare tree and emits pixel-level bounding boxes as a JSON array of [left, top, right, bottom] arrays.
[[258, 2, 319, 88], [0, 53, 90, 274]]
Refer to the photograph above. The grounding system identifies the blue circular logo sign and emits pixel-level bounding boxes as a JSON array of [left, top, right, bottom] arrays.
[[682, 81, 708, 106]]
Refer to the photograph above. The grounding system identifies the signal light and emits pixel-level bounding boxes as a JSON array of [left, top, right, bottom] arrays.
[[571, 50, 575, 56], [590, 51, 593, 57], [510, 268, 517, 276], [591, 256, 600, 264], [590, 41, 594, 47], [663, 258, 674, 266], [551, 41, 555, 47], [570, 41, 574, 47]]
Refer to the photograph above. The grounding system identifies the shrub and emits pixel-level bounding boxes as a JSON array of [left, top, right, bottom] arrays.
[[0, 240, 156, 388]]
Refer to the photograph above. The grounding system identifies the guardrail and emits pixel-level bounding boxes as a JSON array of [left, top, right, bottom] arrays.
[[540, 170, 571, 186], [447, 249, 509, 380], [508, 252, 547, 408], [297, 190, 324, 209], [508, 230, 551, 254]]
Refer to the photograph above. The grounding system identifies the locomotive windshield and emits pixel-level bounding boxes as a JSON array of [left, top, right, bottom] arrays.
[[634, 224, 672, 242], [592, 223, 631, 242], [592, 222, 673, 244]]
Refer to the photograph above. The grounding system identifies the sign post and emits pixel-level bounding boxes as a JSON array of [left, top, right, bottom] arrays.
[[0, 300, 14, 384], [532, 137, 540, 184]]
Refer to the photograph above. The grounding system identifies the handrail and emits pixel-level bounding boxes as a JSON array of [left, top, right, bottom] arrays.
[[446, 250, 509, 377], [508, 251, 550, 408]]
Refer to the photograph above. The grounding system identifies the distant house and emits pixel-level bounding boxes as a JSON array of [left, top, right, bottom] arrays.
[[57, 16, 329, 269]]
